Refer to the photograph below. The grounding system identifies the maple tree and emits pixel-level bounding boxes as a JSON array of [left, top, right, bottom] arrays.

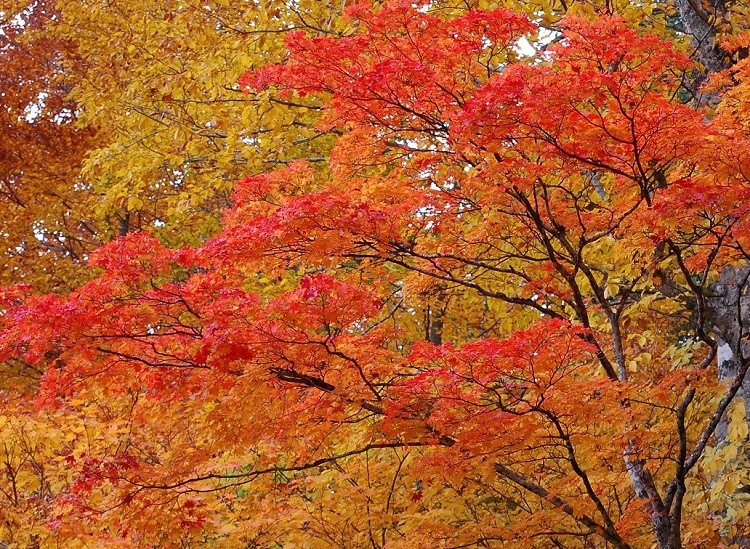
[[4, 0, 750, 548], [0, 0, 354, 544]]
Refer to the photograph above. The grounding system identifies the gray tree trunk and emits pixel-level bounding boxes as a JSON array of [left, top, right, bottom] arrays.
[[706, 267, 750, 441], [676, 0, 728, 81]]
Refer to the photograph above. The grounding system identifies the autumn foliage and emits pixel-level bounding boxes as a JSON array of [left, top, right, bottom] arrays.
[[4, 0, 750, 547]]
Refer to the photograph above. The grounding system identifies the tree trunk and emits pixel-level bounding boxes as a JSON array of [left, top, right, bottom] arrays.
[[675, 0, 728, 81], [707, 266, 750, 442]]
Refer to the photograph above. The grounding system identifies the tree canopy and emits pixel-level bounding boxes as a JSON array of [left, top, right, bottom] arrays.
[[2, 0, 750, 547]]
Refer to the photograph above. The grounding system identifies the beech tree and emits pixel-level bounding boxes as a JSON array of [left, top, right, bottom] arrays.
[[46, 0, 355, 247], [0, 0, 357, 291], [4, 0, 750, 548]]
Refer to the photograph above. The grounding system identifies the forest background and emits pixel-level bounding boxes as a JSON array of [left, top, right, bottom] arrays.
[[1, 0, 750, 547]]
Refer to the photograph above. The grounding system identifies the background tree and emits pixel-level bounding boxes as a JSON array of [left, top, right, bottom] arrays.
[[0, 0, 97, 293]]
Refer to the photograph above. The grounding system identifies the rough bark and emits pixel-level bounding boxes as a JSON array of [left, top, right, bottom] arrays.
[[676, 0, 729, 79], [706, 266, 750, 442]]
